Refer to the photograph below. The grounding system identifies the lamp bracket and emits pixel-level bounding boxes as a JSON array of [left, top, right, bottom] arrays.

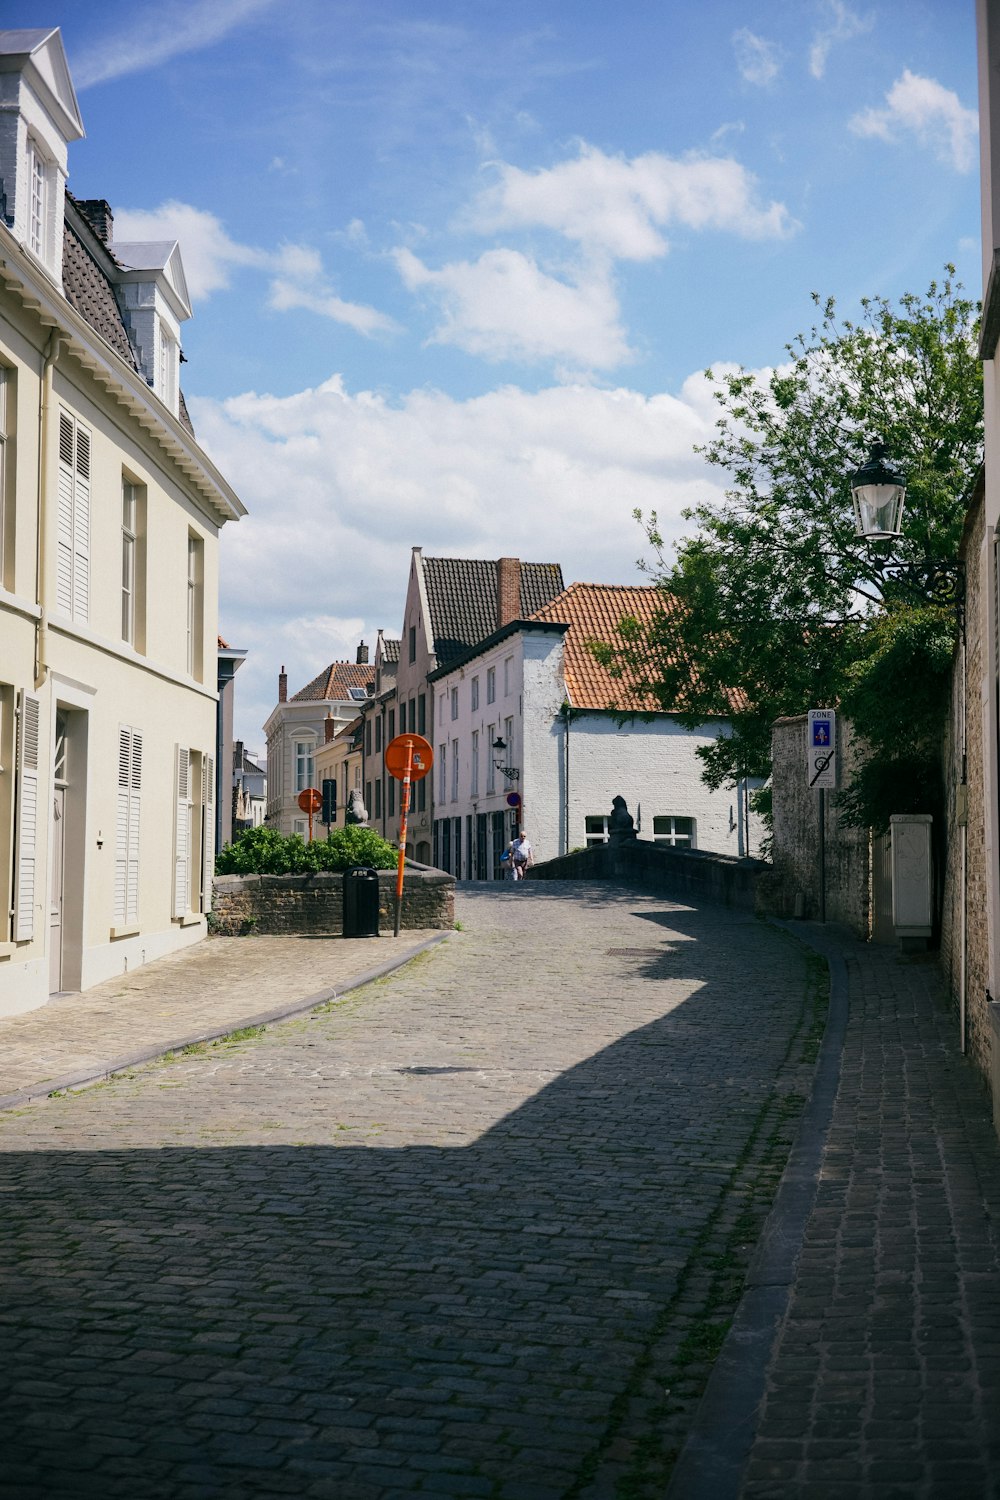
[[868, 555, 966, 630]]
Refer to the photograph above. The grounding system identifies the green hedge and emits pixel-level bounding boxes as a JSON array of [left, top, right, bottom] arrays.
[[216, 824, 398, 876]]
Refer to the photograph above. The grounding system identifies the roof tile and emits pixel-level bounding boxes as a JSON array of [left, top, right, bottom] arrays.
[[291, 662, 375, 702], [422, 557, 564, 664]]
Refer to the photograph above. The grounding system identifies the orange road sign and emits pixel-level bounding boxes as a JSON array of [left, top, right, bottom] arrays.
[[385, 734, 433, 780], [297, 788, 322, 813]]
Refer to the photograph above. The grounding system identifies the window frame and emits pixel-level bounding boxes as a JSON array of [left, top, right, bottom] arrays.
[[486, 667, 496, 704], [653, 815, 697, 848]]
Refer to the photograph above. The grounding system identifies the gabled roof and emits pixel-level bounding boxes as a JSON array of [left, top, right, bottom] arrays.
[[0, 28, 84, 144], [381, 637, 401, 664], [291, 662, 375, 703], [234, 746, 265, 775], [422, 557, 564, 665], [531, 582, 683, 712]]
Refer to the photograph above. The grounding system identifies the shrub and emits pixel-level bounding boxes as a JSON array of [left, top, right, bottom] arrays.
[[216, 824, 397, 875]]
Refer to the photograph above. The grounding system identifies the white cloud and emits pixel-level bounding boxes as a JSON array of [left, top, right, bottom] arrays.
[[193, 373, 730, 742], [732, 29, 783, 88], [809, 1, 873, 79], [469, 144, 797, 260], [113, 201, 395, 333], [849, 70, 979, 173], [394, 247, 630, 370], [73, 0, 277, 89]]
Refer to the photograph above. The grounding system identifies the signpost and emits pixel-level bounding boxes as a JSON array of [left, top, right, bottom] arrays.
[[807, 710, 837, 923], [384, 734, 433, 937], [297, 786, 322, 843]]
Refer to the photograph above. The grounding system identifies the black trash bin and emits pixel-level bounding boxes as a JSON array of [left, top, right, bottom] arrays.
[[343, 864, 381, 938]]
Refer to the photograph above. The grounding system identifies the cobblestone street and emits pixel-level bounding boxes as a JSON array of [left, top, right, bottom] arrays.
[[0, 883, 819, 1499]]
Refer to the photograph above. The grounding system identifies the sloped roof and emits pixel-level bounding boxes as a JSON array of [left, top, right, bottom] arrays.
[[381, 637, 401, 663], [62, 217, 139, 370], [422, 557, 564, 665], [234, 746, 265, 775], [291, 662, 374, 702], [531, 583, 684, 712]]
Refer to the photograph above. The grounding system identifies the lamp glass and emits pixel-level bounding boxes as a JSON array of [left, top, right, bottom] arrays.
[[851, 481, 905, 540]]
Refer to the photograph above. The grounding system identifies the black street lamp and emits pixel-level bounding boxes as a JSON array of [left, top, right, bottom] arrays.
[[492, 737, 519, 781], [849, 439, 966, 628]]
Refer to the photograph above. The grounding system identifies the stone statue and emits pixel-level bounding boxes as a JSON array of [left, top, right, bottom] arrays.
[[608, 794, 637, 843], [345, 788, 368, 826]]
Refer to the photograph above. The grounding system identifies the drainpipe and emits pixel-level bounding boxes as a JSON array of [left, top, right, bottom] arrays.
[[35, 331, 61, 689], [560, 701, 572, 856]]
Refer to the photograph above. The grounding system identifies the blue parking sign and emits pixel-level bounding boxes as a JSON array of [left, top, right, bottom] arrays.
[[812, 721, 830, 746]]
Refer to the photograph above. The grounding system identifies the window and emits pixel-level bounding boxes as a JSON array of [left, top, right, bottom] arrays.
[[471, 676, 479, 712], [585, 815, 610, 846], [417, 776, 426, 812], [653, 815, 696, 847], [365, 781, 372, 816], [439, 743, 447, 803], [388, 708, 395, 740], [186, 534, 204, 679], [504, 718, 514, 766], [471, 730, 479, 797], [451, 687, 459, 721], [158, 323, 178, 412], [26, 137, 47, 259], [375, 717, 382, 753], [389, 776, 395, 818], [451, 738, 459, 801], [487, 725, 496, 794], [504, 656, 513, 696], [121, 481, 137, 644], [115, 726, 143, 926], [409, 624, 416, 663], [486, 667, 496, 704], [365, 719, 372, 755], [418, 694, 426, 735], [56, 411, 91, 622], [294, 740, 314, 792], [173, 746, 193, 918], [375, 778, 382, 818]]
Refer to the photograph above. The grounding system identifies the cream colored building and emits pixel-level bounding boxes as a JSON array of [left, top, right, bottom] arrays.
[[314, 715, 364, 833], [0, 29, 244, 1015]]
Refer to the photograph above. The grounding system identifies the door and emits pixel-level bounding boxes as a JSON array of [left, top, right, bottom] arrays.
[[49, 785, 66, 992]]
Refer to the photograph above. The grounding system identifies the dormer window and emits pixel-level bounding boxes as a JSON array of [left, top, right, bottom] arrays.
[[158, 322, 177, 410], [26, 137, 47, 258]]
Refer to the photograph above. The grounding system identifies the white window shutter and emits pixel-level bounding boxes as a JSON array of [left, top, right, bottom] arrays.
[[73, 424, 91, 623], [56, 412, 74, 615], [128, 731, 142, 925], [14, 691, 41, 941], [173, 744, 190, 918], [114, 728, 131, 924], [202, 755, 215, 913]]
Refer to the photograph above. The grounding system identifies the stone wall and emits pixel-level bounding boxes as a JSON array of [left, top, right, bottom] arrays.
[[759, 715, 871, 937], [211, 863, 454, 936], [528, 840, 764, 911], [941, 479, 991, 1084]]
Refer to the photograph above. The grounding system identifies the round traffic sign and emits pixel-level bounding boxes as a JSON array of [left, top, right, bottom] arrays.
[[297, 787, 322, 813], [506, 792, 521, 807], [385, 734, 434, 780]]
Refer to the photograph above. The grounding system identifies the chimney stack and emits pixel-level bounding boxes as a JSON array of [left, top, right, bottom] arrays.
[[496, 557, 521, 628], [356, 640, 369, 664], [76, 199, 114, 245], [278, 665, 287, 704], [325, 713, 336, 744], [234, 738, 244, 773]]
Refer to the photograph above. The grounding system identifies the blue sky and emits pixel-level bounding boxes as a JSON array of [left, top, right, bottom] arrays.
[[9, 1, 981, 747]]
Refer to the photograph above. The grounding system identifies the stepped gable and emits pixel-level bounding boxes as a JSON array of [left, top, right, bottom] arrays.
[[290, 662, 374, 702], [422, 557, 564, 664]]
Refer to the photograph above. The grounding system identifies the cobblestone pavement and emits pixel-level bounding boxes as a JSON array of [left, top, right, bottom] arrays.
[[741, 937, 1000, 1500], [0, 930, 442, 1105], [0, 882, 820, 1499]]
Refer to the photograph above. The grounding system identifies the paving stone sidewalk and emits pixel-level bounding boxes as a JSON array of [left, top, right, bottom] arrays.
[[0, 882, 822, 1499], [738, 929, 1000, 1500], [0, 930, 444, 1107]]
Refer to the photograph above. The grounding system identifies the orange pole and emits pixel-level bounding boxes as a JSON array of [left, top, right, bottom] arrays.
[[394, 749, 412, 937]]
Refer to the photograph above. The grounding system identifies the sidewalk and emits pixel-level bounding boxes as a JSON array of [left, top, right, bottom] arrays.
[[0, 929, 447, 1110], [672, 921, 1000, 1500]]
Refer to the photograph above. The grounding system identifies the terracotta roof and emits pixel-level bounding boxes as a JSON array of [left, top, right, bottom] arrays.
[[291, 662, 375, 702], [530, 583, 687, 712], [422, 557, 564, 665]]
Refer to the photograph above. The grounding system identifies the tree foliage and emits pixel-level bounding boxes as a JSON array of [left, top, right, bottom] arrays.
[[605, 272, 981, 815], [216, 824, 397, 875]]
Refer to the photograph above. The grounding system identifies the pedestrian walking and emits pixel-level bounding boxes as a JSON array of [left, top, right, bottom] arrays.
[[511, 830, 532, 880]]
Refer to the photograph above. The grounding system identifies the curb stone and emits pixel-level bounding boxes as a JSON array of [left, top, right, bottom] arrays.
[[0, 931, 451, 1113]]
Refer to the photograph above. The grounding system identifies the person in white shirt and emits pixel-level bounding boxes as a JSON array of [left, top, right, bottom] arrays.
[[511, 831, 532, 879]]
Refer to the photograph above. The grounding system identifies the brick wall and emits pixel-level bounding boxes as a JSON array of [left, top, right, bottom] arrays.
[[941, 483, 991, 1084], [759, 715, 870, 936], [211, 864, 454, 936]]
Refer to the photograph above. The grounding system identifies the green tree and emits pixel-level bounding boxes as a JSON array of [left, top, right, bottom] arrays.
[[601, 272, 981, 823]]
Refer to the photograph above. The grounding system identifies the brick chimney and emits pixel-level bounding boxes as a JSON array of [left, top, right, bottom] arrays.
[[233, 738, 244, 773], [278, 665, 287, 703], [325, 713, 336, 744], [356, 640, 369, 664], [76, 199, 114, 246], [496, 557, 521, 628]]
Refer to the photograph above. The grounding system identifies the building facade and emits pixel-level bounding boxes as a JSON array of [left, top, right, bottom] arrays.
[[264, 651, 373, 835], [0, 29, 245, 1014]]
